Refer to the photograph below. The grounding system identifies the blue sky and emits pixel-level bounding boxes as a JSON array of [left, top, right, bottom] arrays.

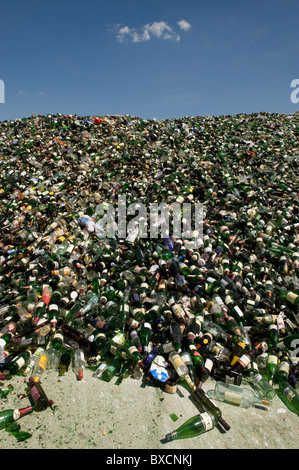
[[0, 0, 298, 121]]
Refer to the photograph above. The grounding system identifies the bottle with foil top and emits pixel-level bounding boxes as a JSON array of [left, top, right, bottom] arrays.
[[164, 411, 216, 442], [208, 381, 271, 408], [276, 380, 299, 416]]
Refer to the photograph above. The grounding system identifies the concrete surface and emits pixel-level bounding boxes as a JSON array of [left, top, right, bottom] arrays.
[[0, 367, 298, 450]]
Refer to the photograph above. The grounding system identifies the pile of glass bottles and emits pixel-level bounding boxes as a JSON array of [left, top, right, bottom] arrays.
[[0, 111, 298, 441]]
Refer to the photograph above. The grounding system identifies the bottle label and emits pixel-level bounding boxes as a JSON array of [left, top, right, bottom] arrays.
[[30, 384, 42, 401], [13, 409, 21, 421], [38, 354, 48, 370], [112, 332, 126, 344], [279, 361, 290, 375], [204, 357, 214, 372], [49, 304, 58, 312], [253, 373, 263, 385], [267, 354, 278, 365], [170, 353, 184, 369], [53, 332, 63, 341], [224, 390, 242, 406], [233, 306, 244, 318], [189, 265, 199, 273], [95, 333, 106, 341], [15, 357, 26, 370], [238, 354, 251, 368], [128, 345, 138, 355], [162, 342, 175, 353], [201, 412, 214, 431]]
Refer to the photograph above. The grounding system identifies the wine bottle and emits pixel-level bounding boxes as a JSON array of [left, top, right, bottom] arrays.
[[27, 377, 50, 412], [276, 380, 299, 416], [207, 381, 271, 408], [0, 406, 33, 430], [164, 411, 216, 442], [184, 374, 230, 431]]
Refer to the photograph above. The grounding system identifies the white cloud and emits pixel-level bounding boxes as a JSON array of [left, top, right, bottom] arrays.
[[115, 21, 181, 43], [177, 19, 191, 31], [37, 91, 44, 95], [18, 90, 26, 95]]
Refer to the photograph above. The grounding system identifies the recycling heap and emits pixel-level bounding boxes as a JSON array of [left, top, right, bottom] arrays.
[[0, 112, 299, 431]]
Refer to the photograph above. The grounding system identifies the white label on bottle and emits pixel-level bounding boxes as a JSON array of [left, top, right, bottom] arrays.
[[95, 332, 106, 340], [224, 390, 242, 406], [150, 305, 160, 312], [0, 338, 6, 348], [201, 412, 214, 431], [96, 363, 107, 373], [144, 322, 152, 330]]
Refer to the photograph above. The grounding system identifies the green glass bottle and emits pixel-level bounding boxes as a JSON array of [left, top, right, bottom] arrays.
[[245, 361, 276, 400], [164, 411, 216, 442], [276, 381, 299, 416], [208, 381, 271, 409]]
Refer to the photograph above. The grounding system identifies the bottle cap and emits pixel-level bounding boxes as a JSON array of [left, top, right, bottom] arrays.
[[78, 370, 83, 380]]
